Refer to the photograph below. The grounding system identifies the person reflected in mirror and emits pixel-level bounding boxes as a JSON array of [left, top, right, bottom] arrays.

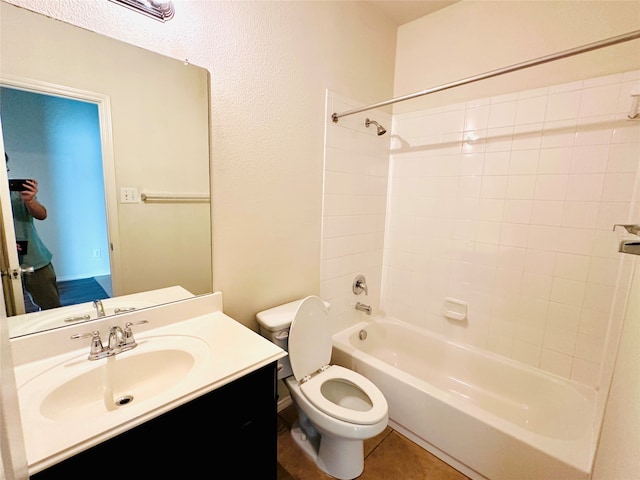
[[6, 153, 61, 310]]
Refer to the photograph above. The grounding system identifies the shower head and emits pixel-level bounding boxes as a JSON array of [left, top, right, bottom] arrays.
[[365, 118, 387, 136]]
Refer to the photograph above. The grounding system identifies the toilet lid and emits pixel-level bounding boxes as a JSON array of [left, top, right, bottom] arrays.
[[288, 295, 331, 381]]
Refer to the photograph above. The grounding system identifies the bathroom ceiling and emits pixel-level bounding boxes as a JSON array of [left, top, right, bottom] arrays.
[[368, 0, 460, 26]]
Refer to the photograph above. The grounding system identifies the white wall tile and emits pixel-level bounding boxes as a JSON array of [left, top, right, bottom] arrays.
[[541, 119, 576, 148], [565, 174, 605, 201], [571, 358, 600, 386], [596, 201, 632, 230], [611, 119, 640, 144], [547, 301, 580, 333], [500, 222, 529, 247], [607, 143, 640, 173], [516, 96, 547, 125], [538, 147, 573, 174], [502, 199, 532, 224], [546, 90, 581, 121], [588, 257, 620, 286], [528, 225, 560, 251], [531, 200, 564, 226], [512, 123, 544, 150], [561, 201, 599, 229], [575, 116, 615, 146], [602, 173, 637, 201], [550, 277, 586, 306], [524, 248, 556, 276], [570, 145, 610, 174], [543, 327, 577, 355], [540, 348, 573, 377], [480, 175, 508, 198], [534, 175, 569, 200], [485, 126, 514, 152], [579, 84, 622, 118], [483, 151, 510, 175], [506, 175, 536, 199], [554, 253, 591, 281], [509, 149, 540, 175], [464, 104, 490, 131], [488, 100, 518, 128]]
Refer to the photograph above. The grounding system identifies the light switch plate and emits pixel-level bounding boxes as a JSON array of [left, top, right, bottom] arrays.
[[120, 187, 140, 203]]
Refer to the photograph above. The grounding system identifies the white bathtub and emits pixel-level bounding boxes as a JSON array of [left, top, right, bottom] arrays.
[[332, 317, 597, 480]]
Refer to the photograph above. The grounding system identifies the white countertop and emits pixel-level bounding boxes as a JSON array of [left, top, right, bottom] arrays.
[[11, 292, 286, 475]]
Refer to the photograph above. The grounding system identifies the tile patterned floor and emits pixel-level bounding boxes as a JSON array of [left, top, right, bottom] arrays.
[[277, 405, 470, 480]]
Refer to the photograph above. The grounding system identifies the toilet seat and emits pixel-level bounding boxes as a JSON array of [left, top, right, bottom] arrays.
[[299, 365, 388, 425], [288, 296, 386, 425]]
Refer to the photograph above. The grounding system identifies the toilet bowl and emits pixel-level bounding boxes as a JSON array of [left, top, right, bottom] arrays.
[[257, 296, 388, 480]]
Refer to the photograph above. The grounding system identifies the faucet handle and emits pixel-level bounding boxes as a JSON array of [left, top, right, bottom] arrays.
[[71, 330, 105, 359], [123, 320, 149, 346], [353, 274, 369, 296]]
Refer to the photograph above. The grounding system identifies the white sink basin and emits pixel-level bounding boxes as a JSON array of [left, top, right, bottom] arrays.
[[39, 345, 198, 421], [18, 335, 209, 422]]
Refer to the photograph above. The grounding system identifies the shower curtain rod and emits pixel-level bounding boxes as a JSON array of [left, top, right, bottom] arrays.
[[331, 30, 640, 123]]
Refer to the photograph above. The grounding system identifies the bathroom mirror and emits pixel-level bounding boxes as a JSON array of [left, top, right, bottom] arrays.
[[0, 3, 212, 338]]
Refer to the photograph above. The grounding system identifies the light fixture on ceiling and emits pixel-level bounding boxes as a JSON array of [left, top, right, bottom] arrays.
[[108, 0, 175, 22]]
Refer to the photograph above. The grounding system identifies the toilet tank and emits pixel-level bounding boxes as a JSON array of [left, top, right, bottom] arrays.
[[256, 299, 304, 379], [256, 297, 331, 380]]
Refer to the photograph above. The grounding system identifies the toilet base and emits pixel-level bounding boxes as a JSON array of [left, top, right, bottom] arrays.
[[290, 419, 365, 480]]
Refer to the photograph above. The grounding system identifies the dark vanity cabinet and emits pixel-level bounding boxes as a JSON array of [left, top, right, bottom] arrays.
[[31, 362, 278, 479]]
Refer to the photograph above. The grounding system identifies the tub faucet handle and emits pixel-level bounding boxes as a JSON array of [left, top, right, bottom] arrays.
[[353, 274, 368, 296]]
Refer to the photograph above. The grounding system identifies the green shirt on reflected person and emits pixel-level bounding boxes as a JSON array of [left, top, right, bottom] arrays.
[[10, 191, 53, 270]]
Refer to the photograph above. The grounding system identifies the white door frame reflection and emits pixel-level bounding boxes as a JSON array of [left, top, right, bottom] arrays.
[[0, 75, 122, 317]]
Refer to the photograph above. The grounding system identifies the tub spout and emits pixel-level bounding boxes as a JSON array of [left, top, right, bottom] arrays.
[[355, 302, 372, 315]]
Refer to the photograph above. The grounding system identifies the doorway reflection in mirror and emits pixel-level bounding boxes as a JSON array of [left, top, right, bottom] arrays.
[[6, 152, 61, 310], [1, 86, 111, 316]]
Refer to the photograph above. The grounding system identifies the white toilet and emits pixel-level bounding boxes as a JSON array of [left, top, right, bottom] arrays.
[[257, 295, 388, 480]]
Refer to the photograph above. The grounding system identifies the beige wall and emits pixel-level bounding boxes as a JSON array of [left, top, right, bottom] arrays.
[[394, 1, 640, 113]]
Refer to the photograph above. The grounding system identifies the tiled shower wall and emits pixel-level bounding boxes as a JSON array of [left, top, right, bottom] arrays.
[[322, 72, 639, 387], [321, 91, 390, 334], [382, 70, 640, 386]]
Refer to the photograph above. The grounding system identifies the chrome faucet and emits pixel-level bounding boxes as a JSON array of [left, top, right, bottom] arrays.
[[108, 325, 125, 350], [353, 274, 368, 296], [71, 320, 149, 360], [355, 302, 372, 315], [93, 299, 106, 317]]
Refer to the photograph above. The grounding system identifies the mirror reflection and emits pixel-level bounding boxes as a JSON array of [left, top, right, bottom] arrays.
[[0, 2, 213, 338]]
